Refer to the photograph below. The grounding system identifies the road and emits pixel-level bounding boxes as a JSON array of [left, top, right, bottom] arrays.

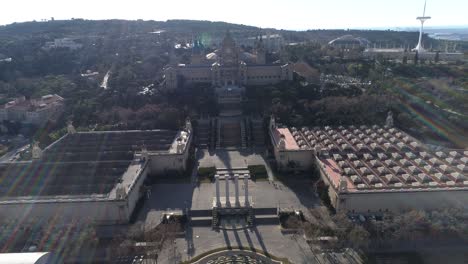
[[0, 142, 30, 163]]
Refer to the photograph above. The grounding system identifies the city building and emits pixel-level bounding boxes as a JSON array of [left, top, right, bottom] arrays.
[[363, 48, 464, 62], [43, 38, 82, 50], [0, 121, 193, 224], [269, 116, 468, 213], [237, 34, 285, 52], [0, 94, 64, 125], [163, 31, 294, 90]]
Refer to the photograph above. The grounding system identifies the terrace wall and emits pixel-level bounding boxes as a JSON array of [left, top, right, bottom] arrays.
[[148, 133, 193, 175], [337, 189, 468, 213], [273, 148, 314, 170], [0, 199, 127, 225], [126, 161, 150, 218], [316, 157, 341, 210], [317, 158, 468, 213], [0, 161, 149, 225], [269, 126, 314, 171]]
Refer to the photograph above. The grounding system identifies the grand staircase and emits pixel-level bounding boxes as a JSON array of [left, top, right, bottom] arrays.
[[208, 117, 265, 150], [221, 122, 241, 148], [251, 117, 265, 147], [196, 119, 211, 149], [195, 117, 218, 150]]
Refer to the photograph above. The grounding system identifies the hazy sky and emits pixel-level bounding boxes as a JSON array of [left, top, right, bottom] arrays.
[[1, 0, 467, 30]]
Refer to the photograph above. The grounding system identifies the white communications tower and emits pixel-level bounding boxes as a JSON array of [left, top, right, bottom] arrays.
[[413, 0, 431, 53]]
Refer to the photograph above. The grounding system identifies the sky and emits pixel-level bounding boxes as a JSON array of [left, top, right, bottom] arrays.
[[1, 0, 467, 30]]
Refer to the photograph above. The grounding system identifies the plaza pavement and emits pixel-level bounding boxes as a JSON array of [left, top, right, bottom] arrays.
[[137, 149, 321, 262], [158, 225, 318, 264]]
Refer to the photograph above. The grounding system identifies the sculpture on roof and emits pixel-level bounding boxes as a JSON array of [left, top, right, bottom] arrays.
[[278, 134, 286, 150], [116, 183, 126, 199], [339, 176, 348, 192], [185, 118, 192, 133], [141, 144, 149, 161], [32, 141, 42, 159], [385, 111, 394, 128], [176, 138, 186, 154], [67, 121, 76, 134], [270, 115, 277, 130]]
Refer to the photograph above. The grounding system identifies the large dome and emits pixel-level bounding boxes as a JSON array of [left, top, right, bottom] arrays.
[[241, 51, 257, 62], [221, 30, 237, 49], [206, 50, 256, 63], [206, 51, 218, 60]]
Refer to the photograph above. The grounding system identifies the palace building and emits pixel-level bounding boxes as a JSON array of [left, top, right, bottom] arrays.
[[163, 31, 294, 91]]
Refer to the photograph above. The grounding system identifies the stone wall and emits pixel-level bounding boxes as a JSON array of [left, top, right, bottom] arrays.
[[338, 189, 468, 213], [246, 66, 283, 85], [148, 133, 192, 175], [364, 49, 465, 62], [178, 66, 211, 84], [125, 161, 150, 219], [0, 199, 127, 225], [317, 157, 468, 213], [0, 160, 150, 225], [273, 149, 315, 171]]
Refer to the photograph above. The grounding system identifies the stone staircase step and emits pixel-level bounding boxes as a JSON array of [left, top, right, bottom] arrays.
[[190, 216, 212, 227], [254, 215, 280, 225]]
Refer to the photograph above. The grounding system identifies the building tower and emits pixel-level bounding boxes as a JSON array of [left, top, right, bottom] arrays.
[[412, 0, 431, 53], [191, 38, 205, 64], [255, 35, 266, 64]]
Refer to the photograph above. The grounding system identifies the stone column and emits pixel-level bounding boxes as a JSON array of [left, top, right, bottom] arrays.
[[244, 176, 249, 207], [234, 175, 240, 207], [225, 177, 231, 207], [215, 176, 221, 207]]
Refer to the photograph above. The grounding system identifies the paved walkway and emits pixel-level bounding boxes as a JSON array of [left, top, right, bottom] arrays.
[[138, 148, 321, 262], [198, 149, 267, 169], [158, 225, 318, 264]]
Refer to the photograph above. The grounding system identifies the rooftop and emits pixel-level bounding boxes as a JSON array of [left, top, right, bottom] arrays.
[[271, 127, 300, 150], [44, 130, 177, 162], [0, 129, 182, 201], [282, 125, 467, 192], [0, 160, 130, 199]]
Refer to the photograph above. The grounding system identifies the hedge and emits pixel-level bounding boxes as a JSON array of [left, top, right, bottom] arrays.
[[248, 165, 268, 180], [198, 166, 216, 181]]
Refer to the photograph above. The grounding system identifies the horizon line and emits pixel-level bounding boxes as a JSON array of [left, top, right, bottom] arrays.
[[1, 18, 468, 32]]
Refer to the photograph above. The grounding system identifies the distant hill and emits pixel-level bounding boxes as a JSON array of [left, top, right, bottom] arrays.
[[0, 19, 259, 39], [0, 19, 465, 52]]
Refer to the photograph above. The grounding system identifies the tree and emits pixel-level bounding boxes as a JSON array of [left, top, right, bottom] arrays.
[[347, 225, 370, 249], [435, 51, 440, 63]]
